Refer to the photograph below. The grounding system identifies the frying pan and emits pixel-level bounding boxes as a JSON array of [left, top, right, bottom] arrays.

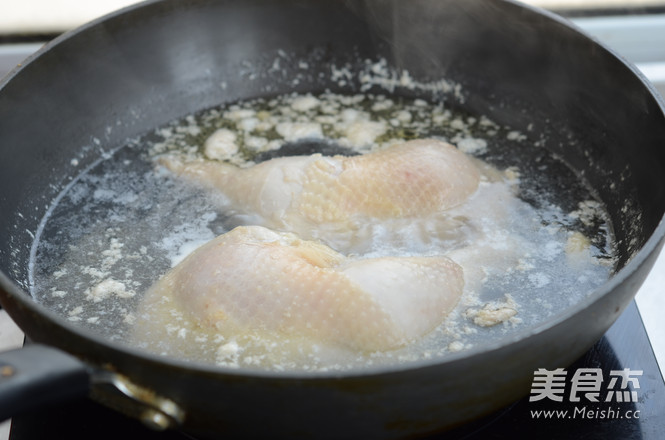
[[1, 0, 664, 438]]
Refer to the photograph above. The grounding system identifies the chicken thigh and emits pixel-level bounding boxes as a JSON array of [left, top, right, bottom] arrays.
[[158, 139, 480, 251], [141, 226, 464, 354]]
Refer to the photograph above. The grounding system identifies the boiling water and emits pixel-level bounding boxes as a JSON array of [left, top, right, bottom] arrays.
[[30, 92, 614, 371]]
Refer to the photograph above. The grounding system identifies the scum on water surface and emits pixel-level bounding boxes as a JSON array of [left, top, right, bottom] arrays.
[[30, 89, 614, 371]]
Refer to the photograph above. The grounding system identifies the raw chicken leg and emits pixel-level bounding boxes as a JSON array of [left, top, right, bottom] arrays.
[[143, 226, 464, 353], [158, 139, 480, 250]]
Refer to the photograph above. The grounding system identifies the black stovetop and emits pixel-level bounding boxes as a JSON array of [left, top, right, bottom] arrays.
[[9, 301, 664, 439]]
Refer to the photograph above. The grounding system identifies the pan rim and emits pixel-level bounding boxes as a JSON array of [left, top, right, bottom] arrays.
[[0, 0, 168, 92]]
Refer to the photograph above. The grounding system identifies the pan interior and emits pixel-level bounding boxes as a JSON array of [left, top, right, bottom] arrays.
[[28, 87, 615, 372]]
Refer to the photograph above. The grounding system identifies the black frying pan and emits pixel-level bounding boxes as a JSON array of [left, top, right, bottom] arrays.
[[1, 0, 664, 438]]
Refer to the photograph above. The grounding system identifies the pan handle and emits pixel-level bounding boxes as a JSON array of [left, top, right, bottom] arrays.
[[0, 344, 90, 421]]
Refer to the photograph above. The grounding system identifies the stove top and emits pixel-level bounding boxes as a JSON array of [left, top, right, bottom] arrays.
[[7, 301, 664, 440]]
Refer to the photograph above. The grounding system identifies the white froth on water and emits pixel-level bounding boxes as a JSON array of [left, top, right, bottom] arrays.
[[29, 91, 614, 372]]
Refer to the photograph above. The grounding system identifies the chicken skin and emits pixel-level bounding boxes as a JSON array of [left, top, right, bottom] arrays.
[[159, 139, 480, 251], [143, 226, 464, 353]]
